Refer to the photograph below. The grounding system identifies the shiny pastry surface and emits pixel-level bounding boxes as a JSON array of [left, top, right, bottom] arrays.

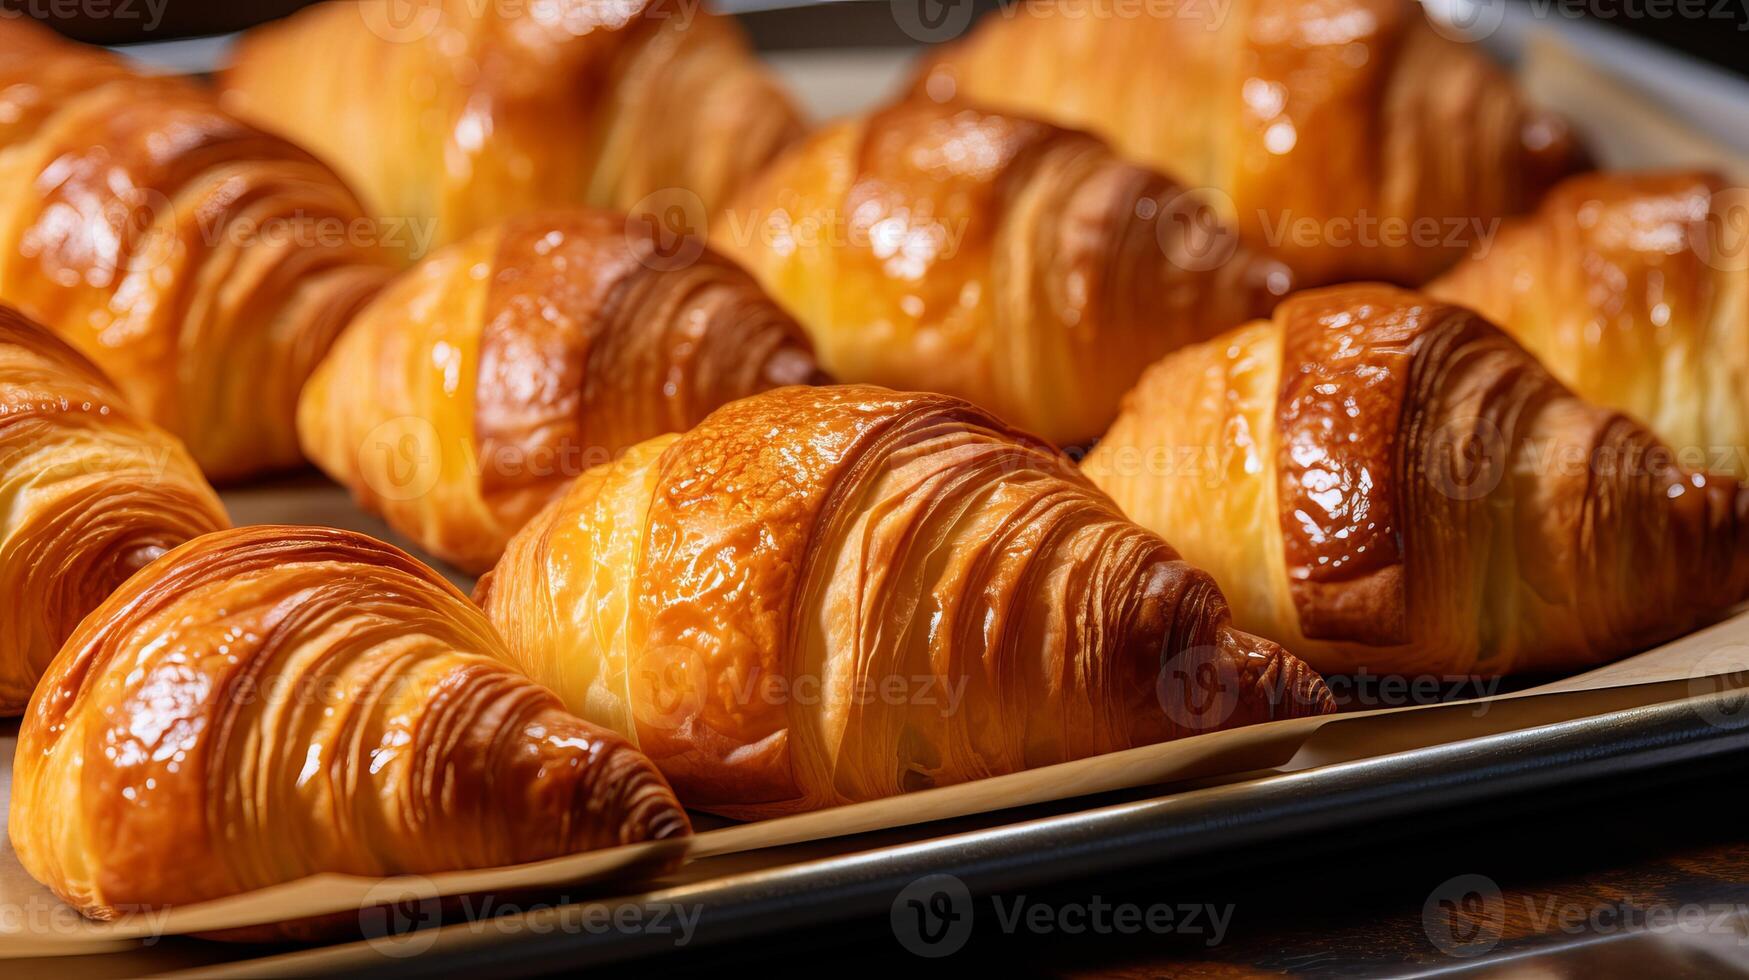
[[297, 209, 824, 574], [1432, 170, 1749, 477], [1085, 284, 1749, 676], [477, 384, 1334, 818], [0, 306, 229, 715], [718, 99, 1293, 448], [220, 0, 805, 248], [0, 18, 399, 481], [917, 0, 1587, 285], [9, 525, 689, 923]]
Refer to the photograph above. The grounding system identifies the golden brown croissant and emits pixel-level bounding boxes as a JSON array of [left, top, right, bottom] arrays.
[[0, 18, 399, 482], [716, 99, 1294, 448], [1084, 284, 1749, 677], [297, 209, 825, 574], [0, 306, 229, 716], [219, 0, 805, 249], [915, 0, 1587, 286], [10, 525, 689, 923], [1431, 171, 1749, 477], [475, 384, 1335, 818]]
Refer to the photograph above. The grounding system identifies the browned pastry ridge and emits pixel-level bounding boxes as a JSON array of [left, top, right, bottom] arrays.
[[1085, 284, 1749, 676], [478, 385, 1335, 818], [1432, 170, 1749, 477], [916, 0, 1588, 285], [718, 98, 1294, 448], [9, 525, 689, 925], [297, 209, 826, 574], [0, 18, 400, 481], [219, 0, 806, 248], [0, 306, 229, 715]]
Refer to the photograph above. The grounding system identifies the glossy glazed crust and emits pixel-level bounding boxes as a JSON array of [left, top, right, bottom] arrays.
[[9, 525, 689, 922], [219, 0, 805, 248], [1087, 285, 1749, 676], [717, 100, 1293, 447], [0, 308, 229, 714], [0, 19, 399, 482], [476, 385, 1334, 817], [917, 0, 1586, 286], [1431, 171, 1749, 476], [296, 210, 824, 574]]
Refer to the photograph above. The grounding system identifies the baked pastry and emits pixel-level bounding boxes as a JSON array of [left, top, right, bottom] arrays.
[[1083, 284, 1749, 677], [219, 0, 804, 248], [0, 18, 399, 481], [915, 0, 1587, 285], [0, 306, 229, 716], [10, 525, 689, 923], [296, 209, 824, 574], [1431, 171, 1749, 477], [476, 385, 1335, 818], [717, 99, 1294, 448]]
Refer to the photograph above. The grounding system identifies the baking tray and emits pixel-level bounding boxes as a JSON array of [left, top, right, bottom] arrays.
[[13, 3, 1747, 975]]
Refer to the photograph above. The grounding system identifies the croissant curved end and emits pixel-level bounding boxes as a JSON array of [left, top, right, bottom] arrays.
[[9, 525, 690, 925]]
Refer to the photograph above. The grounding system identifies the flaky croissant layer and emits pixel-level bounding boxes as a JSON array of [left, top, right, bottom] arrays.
[[297, 209, 824, 574], [917, 0, 1586, 285], [220, 0, 805, 248], [1086, 284, 1749, 676], [0, 306, 229, 715], [718, 100, 1293, 449], [477, 385, 1334, 818], [0, 18, 399, 481], [1431, 171, 1749, 477], [10, 526, 688, 922]]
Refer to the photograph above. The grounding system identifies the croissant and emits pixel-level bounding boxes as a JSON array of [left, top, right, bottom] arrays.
[[10, 525, 689, 923], [475, 384, 1335, 818], [716, 99, 1294, 448], [1083, 284, 1749, 677], [0, 306, 229, 715], [296, 209, 824, 575], [1430, 171, 1749, 477], [0, 18, 400, 482], [914, 0, 1587, 286], [219, 0, 805, 249]]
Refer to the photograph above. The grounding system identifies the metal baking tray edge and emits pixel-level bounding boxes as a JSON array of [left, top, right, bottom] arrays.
[[167, 690, 1749, 977]]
